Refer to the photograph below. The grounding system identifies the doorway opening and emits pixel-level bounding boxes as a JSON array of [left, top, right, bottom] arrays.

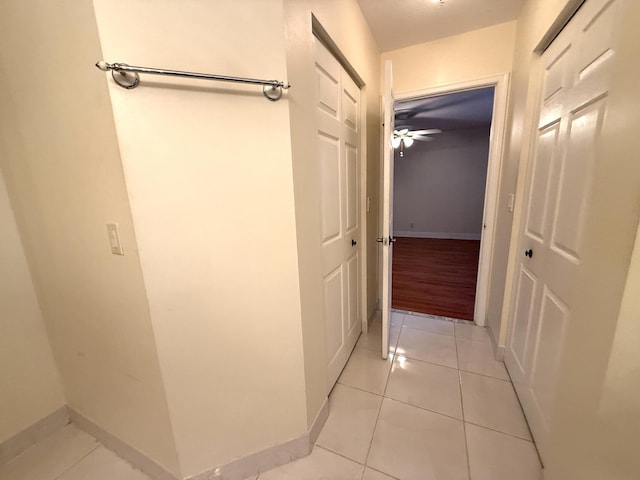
[[390, 81, 506, 326]]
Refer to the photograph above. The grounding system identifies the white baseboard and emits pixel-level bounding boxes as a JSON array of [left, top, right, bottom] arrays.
[[68, 407, 179, 480], [394, 231, 481, 240], [188, 398, 328, 480], [365, 304, 381, 333], [0, 406, 69, 465], [14, 403, 326, 480], [487, 323, 506, 361], [73, 400, 327, 480], [189, 434, 310, 480], [308, 397, 329, 447], [189, 400, 330, 480]]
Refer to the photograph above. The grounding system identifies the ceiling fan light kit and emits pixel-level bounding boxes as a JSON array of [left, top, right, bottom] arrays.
[[392, 127, 442, 157]]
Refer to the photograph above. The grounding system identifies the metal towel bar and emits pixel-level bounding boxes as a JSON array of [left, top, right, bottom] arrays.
[[95, 61, 291, 101]]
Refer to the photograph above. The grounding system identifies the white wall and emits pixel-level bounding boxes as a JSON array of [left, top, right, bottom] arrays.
[[92, 1, 308, 476], [393, 128, 490, 238], [0, 168, 65, 444], [0, 0, 179, 475]]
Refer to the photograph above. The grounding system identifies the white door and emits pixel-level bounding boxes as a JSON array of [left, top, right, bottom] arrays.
[[506, 0, 621, 462], [314, 38, 362, 391], [380, 60, 395, 359]]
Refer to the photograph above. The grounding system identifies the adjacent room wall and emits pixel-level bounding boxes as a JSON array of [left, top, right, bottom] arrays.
[[393, 128, 490, 239], [92, 1, 308, 476], [0, 0, 180, 475], [283, 0, 381, 430], [0, 168, 65, 445]]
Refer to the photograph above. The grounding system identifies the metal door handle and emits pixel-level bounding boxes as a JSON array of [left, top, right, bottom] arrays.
[[390, 237, 397, 243], [351, 239, 357, 246], [525, 249, 533, 258], [376, 237, 386, 243]]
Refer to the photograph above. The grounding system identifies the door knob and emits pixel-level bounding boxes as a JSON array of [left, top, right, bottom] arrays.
[[376, 237, 386, 243], [524, 249, 533, 258], [351, 239, 357, 246], [390, 237, 396, 243]]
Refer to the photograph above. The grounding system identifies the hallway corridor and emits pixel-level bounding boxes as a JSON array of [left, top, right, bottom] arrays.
[[1, 313, 542, 480], [255, 311, 542, 479]]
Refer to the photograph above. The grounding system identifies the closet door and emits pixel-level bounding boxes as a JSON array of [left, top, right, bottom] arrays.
[[314, 38, 362, 391], [506, 0, 622, 462]]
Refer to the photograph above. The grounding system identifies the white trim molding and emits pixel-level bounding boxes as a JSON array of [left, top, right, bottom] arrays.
[[68, 408, 179, 480], [394, 231, 481, 241], [0, 407, 69, 465], [71, 400, 330, 480], [394, 73, 511, 327]]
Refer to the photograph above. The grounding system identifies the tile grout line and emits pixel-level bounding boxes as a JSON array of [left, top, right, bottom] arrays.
[[501, 365, 541, 454], [365, 465, 402, 480], [314, 444, 366, 466], [51, 442, 101, 480], [381, 395, 463, 423], [454, 326, 473, 480], [463, 420, 535, 443], [393, 349, 510, 382], [336, 381, 386, 398], [359, 314, 404, 479]]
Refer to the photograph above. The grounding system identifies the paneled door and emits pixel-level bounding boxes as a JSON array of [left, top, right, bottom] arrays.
[[506, 0, 622, 462], [314, 38, 362, 391]]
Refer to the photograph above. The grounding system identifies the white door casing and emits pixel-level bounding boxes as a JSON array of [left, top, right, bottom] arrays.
[[505, 0, 621, 462], [314, 38, 362, 391], [392, 76, 510, 328], [380, 60, 394, 359]]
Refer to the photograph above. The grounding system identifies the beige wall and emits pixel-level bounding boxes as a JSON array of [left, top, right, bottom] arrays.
[[283, 0, 381, 429], [0, 0, 179, 475], [393, 128, 490, 237], [381, 21, 516, 94], [0, 168, 65, 443], [92, 1, 309, 476]]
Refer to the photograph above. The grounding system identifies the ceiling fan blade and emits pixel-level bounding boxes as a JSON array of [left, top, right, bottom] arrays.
[[412, 129, 442, 135], [396, 128, 409, 136], [413, 136, 434, 142]]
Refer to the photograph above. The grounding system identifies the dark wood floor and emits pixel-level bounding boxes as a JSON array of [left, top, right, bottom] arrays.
[[392, 237, 481, 321]]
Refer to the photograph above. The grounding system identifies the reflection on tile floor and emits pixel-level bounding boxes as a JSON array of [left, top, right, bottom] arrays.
[[256, 311, 542, 480], [4, 312, 542, 480]]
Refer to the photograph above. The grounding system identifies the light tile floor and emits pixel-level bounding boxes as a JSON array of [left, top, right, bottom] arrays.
[[4, 312, 542, 480], [255, 311, 542, 480]]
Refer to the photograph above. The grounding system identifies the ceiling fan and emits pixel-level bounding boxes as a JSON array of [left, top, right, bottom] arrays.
[[392, 128, 442, 156]]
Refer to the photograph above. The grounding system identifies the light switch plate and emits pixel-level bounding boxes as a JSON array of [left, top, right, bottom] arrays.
[[507, 194, 515, 213], [106, 223, 124, 255]]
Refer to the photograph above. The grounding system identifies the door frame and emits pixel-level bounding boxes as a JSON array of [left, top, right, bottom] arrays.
[[392, 74, 510, 326]]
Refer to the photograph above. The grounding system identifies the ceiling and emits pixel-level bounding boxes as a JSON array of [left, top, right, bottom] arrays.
[[356, 0, 526, 52], [395, 87, 495, 132]]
